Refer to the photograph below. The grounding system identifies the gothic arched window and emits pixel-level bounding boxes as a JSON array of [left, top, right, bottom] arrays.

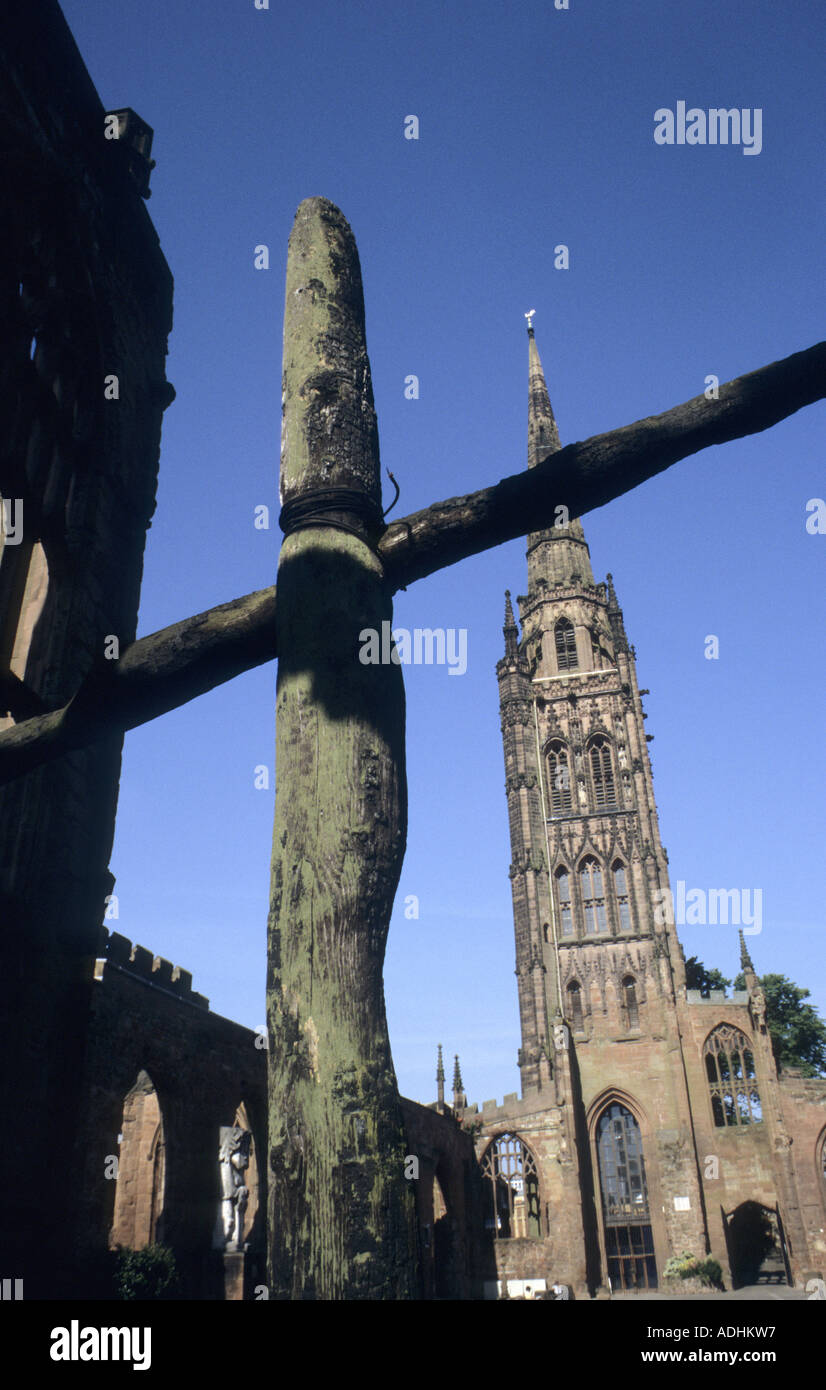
[[580, 857, 608, 934], [555, 867, 574, 936], [481, 1133, 541, 1239], [555, 618, 578, 671], [547, 741, 572, 814], [613, 861, 632, 932], [589, 737, 617, 810], [703, 1025, 762, 1127], [567, 980, 584, 1032], [110, 1069, 166, 1250], [622, 976, 639, 1031], [595, 1103, 657, 1290]]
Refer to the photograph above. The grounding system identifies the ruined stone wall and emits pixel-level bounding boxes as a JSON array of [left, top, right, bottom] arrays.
[[777, 1071, 826, 1277], [679, 994, 826, 1284], [75, 930, 267, 1299], [0, 1, 173, 1293], [401, 1099, 486, 1300], [74, 931, 480, 1300], [574, 1029, 707, 1270], [472, 1089, 591, 1295]]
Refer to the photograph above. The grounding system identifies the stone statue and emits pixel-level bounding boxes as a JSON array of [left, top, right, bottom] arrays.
[[217, 1126, 251, 1251]]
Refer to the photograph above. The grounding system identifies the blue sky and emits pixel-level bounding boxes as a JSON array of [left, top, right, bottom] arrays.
[[60, 0, 824, 1105]]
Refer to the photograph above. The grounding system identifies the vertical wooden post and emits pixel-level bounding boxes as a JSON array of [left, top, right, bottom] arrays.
[[266, 198, 419, 1298]]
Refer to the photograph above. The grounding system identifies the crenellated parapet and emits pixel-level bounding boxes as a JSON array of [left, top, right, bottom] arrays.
[[94, 926, 209, 1008]]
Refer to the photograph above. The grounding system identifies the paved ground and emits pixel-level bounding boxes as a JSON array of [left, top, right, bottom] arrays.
[[612, 1284, 808, 1301]]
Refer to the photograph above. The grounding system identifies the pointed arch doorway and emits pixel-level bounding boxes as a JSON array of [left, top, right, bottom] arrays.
[[722, 1201, 790, 1287], [594, 1101, 657, 1290]]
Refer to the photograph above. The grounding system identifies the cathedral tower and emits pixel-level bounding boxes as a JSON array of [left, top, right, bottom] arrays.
[[494, 319, 706, 1289], [499, 320, 685, 1094]]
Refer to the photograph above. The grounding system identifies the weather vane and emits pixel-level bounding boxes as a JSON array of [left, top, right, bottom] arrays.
[[525, 308, 536, 331]]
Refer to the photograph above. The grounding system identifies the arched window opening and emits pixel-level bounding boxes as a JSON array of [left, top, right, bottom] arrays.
[[0, 530, 52, 729], [555, 618, 578, 671], [547, 740, 572, 814], [622, 977, 639, 1031], [596, 1102, 657, 1290], [555, 867, 574, 937], [613, 861, 632, 932], [567, 980, 584, 1033], [481, 1134, 541, 1240], [589, 737, 617, 810], [580, 857, 608, 934], [110, 1070, 166, 1250], [432, 1169, 454, 1298], [704, 1026, 762, 1127]]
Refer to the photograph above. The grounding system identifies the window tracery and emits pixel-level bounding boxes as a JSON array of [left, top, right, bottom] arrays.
[[703, 1025, 762, 1127], [481, 1133, 541, 1239]]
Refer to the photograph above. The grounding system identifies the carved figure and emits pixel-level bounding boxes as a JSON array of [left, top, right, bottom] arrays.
[[218, 1126, 251, 1251]]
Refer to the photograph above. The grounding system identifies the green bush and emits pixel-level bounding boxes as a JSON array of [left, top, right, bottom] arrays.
[[663, 1250, 723, 1288], [113, 1244, 180, 1300]]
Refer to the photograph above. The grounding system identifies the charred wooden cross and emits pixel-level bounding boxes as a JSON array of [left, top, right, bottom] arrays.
[[0, 197, 823, 1298]]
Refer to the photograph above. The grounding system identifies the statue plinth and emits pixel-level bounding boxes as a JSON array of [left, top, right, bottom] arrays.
[[223, 1250, 246, 1302]]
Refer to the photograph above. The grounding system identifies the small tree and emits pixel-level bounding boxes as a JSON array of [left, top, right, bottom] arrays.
[[732, 972, 826, 1077], [113, 1245, 180, 1301], [684, 956, 732, 996]]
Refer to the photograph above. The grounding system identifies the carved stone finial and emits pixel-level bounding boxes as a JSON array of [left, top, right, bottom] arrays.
[[503, 590, 519, 658]]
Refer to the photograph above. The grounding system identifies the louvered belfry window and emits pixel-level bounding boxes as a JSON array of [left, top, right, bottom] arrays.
[[589, 737, 617, 809], [555, 618, 578, 671], [703, 1025, 762, 1127]]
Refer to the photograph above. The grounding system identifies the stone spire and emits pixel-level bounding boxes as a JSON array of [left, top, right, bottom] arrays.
[[524, 315, 594, 591], [436, 1043, 445, 1108], [503, 589, 518, 659], [739, 931, 766, 1030], [452, 1054, 466, 1111], [739, 930, 760, 995], [527, 316, 561, 470]]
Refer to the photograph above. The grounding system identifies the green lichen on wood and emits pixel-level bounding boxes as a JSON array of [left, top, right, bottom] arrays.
[[280, 197, 380, 502], [266, 200, 419, 1298]]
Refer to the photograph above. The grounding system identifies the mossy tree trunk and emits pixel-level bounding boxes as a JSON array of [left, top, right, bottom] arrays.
[[266, 198, 419, 1299]]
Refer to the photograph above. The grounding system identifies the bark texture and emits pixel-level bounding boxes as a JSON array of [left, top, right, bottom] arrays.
[[266, 198, 418, 1299], [0, 585, 277, 785]]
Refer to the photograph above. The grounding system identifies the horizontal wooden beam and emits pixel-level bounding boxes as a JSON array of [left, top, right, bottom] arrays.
[[377, 341, 826, 590], [0, 584, 276, 785]]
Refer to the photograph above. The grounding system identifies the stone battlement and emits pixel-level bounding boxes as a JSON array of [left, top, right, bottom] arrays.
[[471, 1090, 534, 1122], [94, 927, 209, 1009], [685, 990, 749, 1006]]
